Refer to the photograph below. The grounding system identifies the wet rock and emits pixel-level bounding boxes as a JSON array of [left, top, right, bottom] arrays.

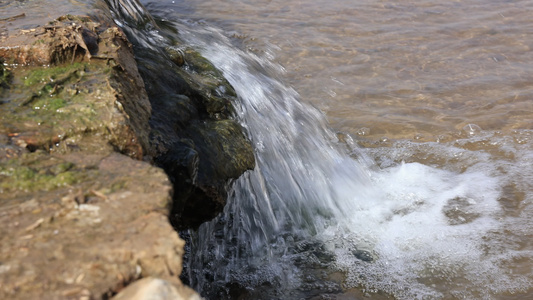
[[353, 249, 374, 262], [160, 119, 255, 229], [189, 120, 255, 182], [120, 20, 255, 229], [180, 47, 239, 119], [0, 15, 151, 159], [442, 196, 480, 225], [166, 46, 185, 67], [461, 123, 482, 137], [112, 277, 202, 300], [0, 61, 11, 92], [1, 0, 254, 298], [294, 240, 336, 266]]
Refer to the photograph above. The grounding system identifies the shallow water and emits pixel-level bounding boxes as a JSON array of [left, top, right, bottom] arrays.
[[147, 0, 533, 141], [1, 0, 93, 36]]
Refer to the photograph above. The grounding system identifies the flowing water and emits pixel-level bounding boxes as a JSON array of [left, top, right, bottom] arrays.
[[135, 0, 533, 299], [6, 0, 532, 299], [1, 0, 95, 37]]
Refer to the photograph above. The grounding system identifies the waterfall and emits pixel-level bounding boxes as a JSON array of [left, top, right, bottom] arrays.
[[173, 25, 531, 300], [178, 25, 380, 299]]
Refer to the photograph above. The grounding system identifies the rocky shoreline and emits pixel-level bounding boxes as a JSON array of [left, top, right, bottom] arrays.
[[0, 1, 254, 299]]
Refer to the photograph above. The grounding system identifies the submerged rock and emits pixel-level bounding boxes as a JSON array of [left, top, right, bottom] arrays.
[[112, 277, 201, 300], [0, 62, 11, 92], [352, 249, 374, 262]]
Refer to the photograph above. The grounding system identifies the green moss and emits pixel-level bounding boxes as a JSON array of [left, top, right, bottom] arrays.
[[50, 171, 79, 186], [183, 48, 221, 76], [0, 62, 12, 91], [0, 62, 115, 152], [24, 63, 84, 86], [0, 164, 83, 193], [50, 162, 75, 174], [110, 180, 127, 192], [56, 14, 92, 23], [32, 98, 67, 111]]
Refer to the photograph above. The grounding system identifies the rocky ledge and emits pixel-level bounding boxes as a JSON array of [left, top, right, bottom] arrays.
[[1, 1, 254, 299]]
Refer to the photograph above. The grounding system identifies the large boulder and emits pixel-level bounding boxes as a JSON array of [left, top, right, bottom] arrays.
[[0, 5, 199, 299], [0, 152, 188, 299]]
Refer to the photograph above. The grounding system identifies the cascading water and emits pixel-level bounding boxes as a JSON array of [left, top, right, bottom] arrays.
[[171, 24, 532, 300], [108, 1, 533, 298], [176, 24, 380, 299]]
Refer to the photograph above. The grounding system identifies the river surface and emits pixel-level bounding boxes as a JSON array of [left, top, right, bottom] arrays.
[[140, 0, 533, 299], [148, 0, 533, 142], [4, 0, 532, 299]]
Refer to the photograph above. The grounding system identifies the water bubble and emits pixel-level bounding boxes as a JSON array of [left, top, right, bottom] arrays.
[[356, 127, 370, 136], [462, 124, 482, 137]]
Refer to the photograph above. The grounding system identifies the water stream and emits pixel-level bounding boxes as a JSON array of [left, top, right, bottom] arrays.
[[172, 22, 532, 300], [105, 0, 533, 299]]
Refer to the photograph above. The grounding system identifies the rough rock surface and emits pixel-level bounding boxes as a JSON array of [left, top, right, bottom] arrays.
[[1, 0, 257, 297], [0, 152, 185, 299], [0, 14, 151, 159], [112, 277, 201, 300], [0, 6, 203, 300]]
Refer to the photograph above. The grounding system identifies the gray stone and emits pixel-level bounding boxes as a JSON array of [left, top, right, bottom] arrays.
[[112, 277, 202, 300]]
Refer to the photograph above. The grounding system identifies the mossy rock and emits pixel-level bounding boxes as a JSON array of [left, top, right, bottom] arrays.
[[0, 62, 12, 93], [192, 119, 255, 180], [0, 60, 144, 157], [0, 10, 195, 300], [0, 151, 86, 194]]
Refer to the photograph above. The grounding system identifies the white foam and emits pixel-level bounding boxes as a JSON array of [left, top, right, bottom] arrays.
[[327, 154, 532, 299]]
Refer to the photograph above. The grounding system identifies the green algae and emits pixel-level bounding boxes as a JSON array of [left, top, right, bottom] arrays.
[[0, 155, 84, 193], [0, 60, 131, 155], [109, 179, 127, 192], [32, 97, 67, 111], [23, 63, 84, 86], [0, 62, 12, 92]]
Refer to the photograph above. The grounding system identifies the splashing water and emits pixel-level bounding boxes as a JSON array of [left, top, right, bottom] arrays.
[[165, 23, 532, 299]]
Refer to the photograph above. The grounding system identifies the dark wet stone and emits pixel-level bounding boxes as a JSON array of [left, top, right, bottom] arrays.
[[353, 249, 374, 262], [120, 20, 255, 229], [443, 196, 481, 225], [165, 46, 185, 66], [0, 61, 11, 92]]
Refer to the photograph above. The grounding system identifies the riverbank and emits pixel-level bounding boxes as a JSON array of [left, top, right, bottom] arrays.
[[0, 1, 253, 298]]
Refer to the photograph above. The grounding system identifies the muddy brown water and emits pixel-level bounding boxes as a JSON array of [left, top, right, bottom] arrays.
[[1, 1, 92, 36], [149, 0, 533, 141]]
